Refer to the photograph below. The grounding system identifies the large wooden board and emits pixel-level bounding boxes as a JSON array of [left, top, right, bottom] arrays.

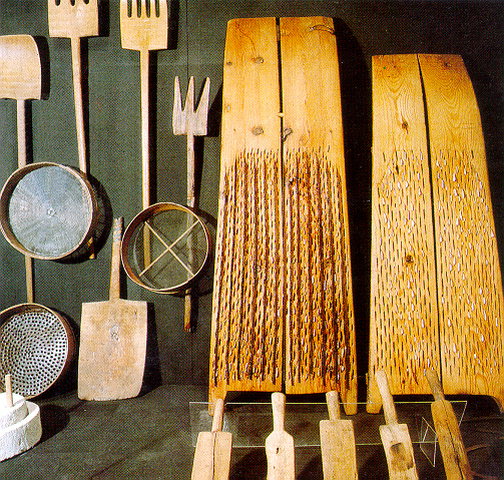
[[368, 55, 439, 412], [210, 17, 356, 411], [419, 54, 504, 409], [280, 17, 356, 404]]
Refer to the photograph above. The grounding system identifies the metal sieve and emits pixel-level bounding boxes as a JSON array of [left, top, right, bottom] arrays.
[[0, 162, 99, 260], [0, 303, 76, 398], [121, 202, 212, 294]]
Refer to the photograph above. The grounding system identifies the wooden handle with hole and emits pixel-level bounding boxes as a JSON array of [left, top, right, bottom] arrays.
[[375, 370, 399, 425]]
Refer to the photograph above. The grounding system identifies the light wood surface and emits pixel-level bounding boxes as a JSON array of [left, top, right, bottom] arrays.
[[5, 375, 13, 408], [320, 391, 358, 479], [367, 54, 439, 413], [265, 392, 295, 480], [191, 398, 232, 480], [0, 34, 42, 303], [376, 371, 419, 480], [419, 54, 504, 409], [78, 218, 148, 400], [209, 16, 356, 413], [425, 370, 473, 480]]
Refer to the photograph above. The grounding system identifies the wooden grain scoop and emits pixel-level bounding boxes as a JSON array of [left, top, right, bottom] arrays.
[[376, 371, 418, 480], [191, 398, 232, 480], [320, 391, 358, 479], [425, 370, 473, 480], [265, 392, 295, 480], [78, 218, 148, 400]]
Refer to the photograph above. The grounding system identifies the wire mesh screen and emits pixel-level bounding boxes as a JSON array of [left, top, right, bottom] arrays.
[[123, 205, 210, 292], [6, 165, 95, 258], [0, 305, 74, 397]]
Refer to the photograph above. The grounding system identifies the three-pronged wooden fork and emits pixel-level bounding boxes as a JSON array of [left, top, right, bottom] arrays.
[[120, 0, 169, 210], [48, 0, 99, 176]]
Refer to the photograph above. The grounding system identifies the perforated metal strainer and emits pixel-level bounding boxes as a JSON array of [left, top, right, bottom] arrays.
[[0, 303, 76, 398]]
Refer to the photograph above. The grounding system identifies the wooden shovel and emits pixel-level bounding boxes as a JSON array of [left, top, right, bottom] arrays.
[[191, 398, 232, 480], [265, 392, 295, 480], [0, 34, 42, 303], [78, 218, 148, 400], [425, 370, 473, 480], [375, 370, 418, 480], [320, 391, 358, 479]]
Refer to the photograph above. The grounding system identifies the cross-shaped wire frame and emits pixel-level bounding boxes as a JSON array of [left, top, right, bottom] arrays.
[[121, 202, 212, 294]]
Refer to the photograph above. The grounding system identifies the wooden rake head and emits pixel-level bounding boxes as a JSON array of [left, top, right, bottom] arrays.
[[172, 76, 210, 137], [120, 0, 168, 52], [48, 0, 99, 38]]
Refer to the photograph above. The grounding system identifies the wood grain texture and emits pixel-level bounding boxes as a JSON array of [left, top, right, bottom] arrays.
[[280, 17, 356, 407], [210, 17, 356, 410], [419, 54, 504, 410], [368, 55, 439, 413], [210, 18, 283, 402]]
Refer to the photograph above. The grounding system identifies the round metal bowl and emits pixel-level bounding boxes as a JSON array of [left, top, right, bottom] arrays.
[[121, 202, 212, 294], [0, 162, 99, 261], [0, 303, 76, 398]]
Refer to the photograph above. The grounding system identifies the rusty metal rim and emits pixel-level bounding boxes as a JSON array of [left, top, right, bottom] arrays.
[[121, 202, 212, 294], [0, 302, 76, 398]]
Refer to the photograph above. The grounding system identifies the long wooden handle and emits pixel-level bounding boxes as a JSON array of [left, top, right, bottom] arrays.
[[271, 392, 286, 432], [70, 36, 88, 175], [326, 391, 341, 421], [140, 48, 150, 210], [425, 369, 446, 402], [17, 99, 35, 303], [5, 374, 13, 408], [109, 218, 124, 300], [375, 370, 399, 425], [211, 398, 225, 433]]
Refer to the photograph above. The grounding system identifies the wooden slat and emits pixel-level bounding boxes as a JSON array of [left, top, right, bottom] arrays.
[[280, 17, 356, 410], [209, 18, 283, 403], [367, 55, 439, 413], [419, 54, 504, 409]]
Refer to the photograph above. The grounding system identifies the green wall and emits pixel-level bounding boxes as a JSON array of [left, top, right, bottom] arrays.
[[0, 1, 502, 391]]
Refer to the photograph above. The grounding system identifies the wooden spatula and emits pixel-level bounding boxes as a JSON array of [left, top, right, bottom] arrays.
[[375, 370, 419, 480], [78, 218, 148, 400], [320, 391, 358, 479], [265, 392, 295, 480], [191, 398, 232, 480], [425, 370, 473, 480]]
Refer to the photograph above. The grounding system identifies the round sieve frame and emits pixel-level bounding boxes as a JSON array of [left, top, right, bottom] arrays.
[[0, 162, 99, 261], [121, 202, 212, 294], [0, 303, 76, 398]]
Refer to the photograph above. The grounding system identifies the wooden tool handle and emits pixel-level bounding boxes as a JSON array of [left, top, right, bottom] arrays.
[[271, 392, 287, 432], [70, 36, 88, 175], [375, 370, 399, 425], [140, 49, 150, 209], [425, 369, 445, 402], [109, 217, 124, 300], [326, 391, 341, 421], [211, 398, 225, 433], [5, 374, 13, 407]]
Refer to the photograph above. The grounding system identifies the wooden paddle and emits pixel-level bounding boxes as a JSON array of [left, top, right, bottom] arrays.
[[78, 218, 148, 400], [265, 392, 295, 480], [320, 391, 358, 479], [375, 370, 418, 480], [191, 398, 232, 480], [425, 370, 473, 480]]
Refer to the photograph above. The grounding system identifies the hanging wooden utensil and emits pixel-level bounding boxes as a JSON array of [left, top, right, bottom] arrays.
[[375, 370, 418, 480], [191, 398, 232, 480], [425, 370, 473, 480], [320, 391, 358, 480], [172, 76, 210, 332], [265, 392, 295, 480], [78, 217, 148, 401]]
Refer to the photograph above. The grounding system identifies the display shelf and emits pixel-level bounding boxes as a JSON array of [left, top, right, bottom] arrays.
[[189, 400, 467, 465]]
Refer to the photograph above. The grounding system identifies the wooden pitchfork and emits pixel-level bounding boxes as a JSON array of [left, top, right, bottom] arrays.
[[172, 76, 210, 331]]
